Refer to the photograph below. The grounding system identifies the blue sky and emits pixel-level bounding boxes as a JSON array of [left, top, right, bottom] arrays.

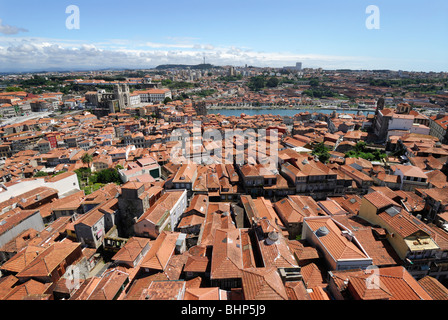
[[0, 0, 447, 72]]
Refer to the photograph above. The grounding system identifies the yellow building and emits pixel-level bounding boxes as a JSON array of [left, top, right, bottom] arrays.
[[359, 191, 439, 278]]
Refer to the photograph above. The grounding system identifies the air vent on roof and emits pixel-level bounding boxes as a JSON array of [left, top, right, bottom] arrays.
[[315, 226, 329, 237], [265, 231, 279, 245]]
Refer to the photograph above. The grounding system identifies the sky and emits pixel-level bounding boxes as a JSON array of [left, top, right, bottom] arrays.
[[0, 0, 447, 72]]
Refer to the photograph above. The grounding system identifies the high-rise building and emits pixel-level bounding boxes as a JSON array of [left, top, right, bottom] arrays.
[[283, 62, 302, 72]]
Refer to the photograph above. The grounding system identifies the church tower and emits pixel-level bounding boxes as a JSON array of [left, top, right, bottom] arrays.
[[114, 84, 131, 111], [397, 103, 412, 114]]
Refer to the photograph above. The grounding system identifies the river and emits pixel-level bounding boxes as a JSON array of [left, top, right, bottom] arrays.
[[207, 108, 374, 117]]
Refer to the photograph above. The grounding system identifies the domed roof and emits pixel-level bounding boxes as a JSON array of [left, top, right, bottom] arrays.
[[315, 226, 329, 237]]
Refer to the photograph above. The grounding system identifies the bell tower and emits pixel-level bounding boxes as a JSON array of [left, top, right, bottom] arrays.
[[114, 84, 131, 111]]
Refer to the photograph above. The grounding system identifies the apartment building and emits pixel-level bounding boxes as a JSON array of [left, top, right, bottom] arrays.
[[302, 216, 373, 271], [359, 191, 442, 279], [391, 164, 429, 191], [280, 158, 341, 200], [134, 190, 187, 239]]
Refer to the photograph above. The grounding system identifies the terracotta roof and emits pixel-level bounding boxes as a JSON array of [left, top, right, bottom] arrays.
[[123, 272, 168, 300], [330, 266, 433, 300], [305, 217, 370, 261], [164, 253, 189, 281], [141, 280, 186, 300], [347, 274, 393, 300], [184, 287, 223, 300], [393, 164, 428, 179], [363, 191, 401, 211], [88, 269, 129, 300], [284, 281, 311, 300], [418, 276, 448, 300], [3, 279, 52, 300], [16, 242, 81, 279], [300, 263, 327, 288], [309, 286, 331, 300], [417, 188, 448, 205], [112, 237, 150, 263], [0, 275, 19, 300], [241, 267, 288, 300], [137, 190, 185, 224], [318, 200, 347, 215], [139, 231, 179, 271], [0, 245, 46, 274], [210, 228, 245, 280], [0, 210, 42, 236]]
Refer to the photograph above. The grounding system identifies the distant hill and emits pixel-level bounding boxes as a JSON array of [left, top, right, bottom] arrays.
[[155, 64, 216, 70]]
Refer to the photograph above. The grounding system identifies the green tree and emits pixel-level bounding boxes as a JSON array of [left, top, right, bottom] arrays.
[[74, 167, 92, 188], [266, 77, 279, 88], [95, 168, 121, 184], [248, 76, 266, 91], [345, 141, 386, 161], [34, 171, 48, 177], [312, 142, 330, 163], [309, 79, 319, 87], [81, 153, 93, 168], [6, 87, 23, 92]]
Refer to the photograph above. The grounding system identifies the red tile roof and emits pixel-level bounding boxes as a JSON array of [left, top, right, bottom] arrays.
[[241, 267, 288, 300]]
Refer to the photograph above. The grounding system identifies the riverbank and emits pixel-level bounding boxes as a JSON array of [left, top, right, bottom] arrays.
[[206, 105, 375, 112]]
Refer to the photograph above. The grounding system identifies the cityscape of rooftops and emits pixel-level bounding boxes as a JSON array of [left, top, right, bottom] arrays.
[[0, 0, 447, 309]]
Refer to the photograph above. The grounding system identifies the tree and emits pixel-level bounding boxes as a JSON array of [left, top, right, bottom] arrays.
[[345, 141, 386, 161], [312, 142, 330, 163], [248, 76, 266, 91], [309, 79, 319, 87], [266, 77, 279, 88], [81, 153, 93, 168], [95, 168, 121, 184], [74, 167, 92, 187], [34, 171, 48, 177], [163, 97, 173, 104]]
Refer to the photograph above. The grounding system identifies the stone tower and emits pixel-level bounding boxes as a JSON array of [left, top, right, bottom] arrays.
[[114, 84, 131, 111], [397, 103, 412, 114]]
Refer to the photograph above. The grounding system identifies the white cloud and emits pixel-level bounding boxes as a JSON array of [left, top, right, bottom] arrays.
[[144, 42, 194, 49], [0, 37, 405, 72], [0, 19, 28, 35]]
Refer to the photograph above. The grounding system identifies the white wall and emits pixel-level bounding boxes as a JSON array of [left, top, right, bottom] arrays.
[[0, 172, 80, 202], [410, 124, 430, 135], [46, 173, 80, 197], [389, 117, 413, 131], [0, 211, 45, 248], [169, 190, 188, 232]]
